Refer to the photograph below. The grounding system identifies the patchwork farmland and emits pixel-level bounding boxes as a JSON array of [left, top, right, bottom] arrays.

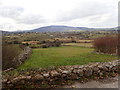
[[2, 30, 119, 88]]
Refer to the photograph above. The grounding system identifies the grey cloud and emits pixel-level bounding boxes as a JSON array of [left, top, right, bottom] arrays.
[[86, 13, 117, 28], [57, 1, 115, 22], [16, 14, 45, 24], [118, 2, 120, 26], [96, 15, 117, 27], [0, 6, 45, 25], [0, 6, 24, 18], [0, 0, 3, 5], [0, 2, 2, 5], [0, 0, 117, 30]]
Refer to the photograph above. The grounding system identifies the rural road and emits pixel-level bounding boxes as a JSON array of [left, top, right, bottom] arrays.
[[63, 76, 119, 88]]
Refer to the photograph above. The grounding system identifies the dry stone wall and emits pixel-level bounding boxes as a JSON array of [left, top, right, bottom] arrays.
[[2, 60, 119, 88], [14, 47, 32, 67]]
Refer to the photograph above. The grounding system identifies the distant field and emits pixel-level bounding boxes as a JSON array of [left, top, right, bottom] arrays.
[[18, 46, 117, 70], [78, 40, 93, 43], [62, 43, 93, 48]]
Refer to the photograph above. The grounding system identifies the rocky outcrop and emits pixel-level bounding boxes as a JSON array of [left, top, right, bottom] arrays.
[[2, 60, 119, 88]]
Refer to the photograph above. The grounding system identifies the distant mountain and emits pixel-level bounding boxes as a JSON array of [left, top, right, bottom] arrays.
[[1, 25, 117, 33], [28, 25, 117, 32], [1, 31, 12, 34], [29, 25, 85, 32]]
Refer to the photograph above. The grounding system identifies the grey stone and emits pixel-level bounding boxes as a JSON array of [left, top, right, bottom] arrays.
[[2, 79, 8, 83], [73, 69, 84, 76], [73, 69, 83, 75], [70, 74, 79, 80], [111, 66, 117, 71], [78, 65, 84, 69], [78, 71, 84, 76], [50, 70, 60, 77], [34, 74, 43, 80], [99, 72, 103, 76], [43, 73, 50, 78], [62, 70, 71, 74], [93, 67, 99, 72], [98, 65, 108, 71], [57, 68, 63, 73], [84, 69, 93, 77]]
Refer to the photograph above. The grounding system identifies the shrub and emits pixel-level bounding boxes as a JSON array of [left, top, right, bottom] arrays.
[[29, 44, 40, 48], [40, 40, 61, 48], [41, 44, 49, 48], [53, 40, 61, 47], [2, 44, 22, 70], [40, 40, 46, 44], [118, 33, 120, 56], [93, 36, 117, 54], [19, 44, 26, 50], [13, 41, 21, 44]]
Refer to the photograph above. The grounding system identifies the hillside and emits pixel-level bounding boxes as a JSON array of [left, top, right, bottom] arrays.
[[1, 25, 117, 33], [30, 25, 88, 32], [28, 25, 116, 32]]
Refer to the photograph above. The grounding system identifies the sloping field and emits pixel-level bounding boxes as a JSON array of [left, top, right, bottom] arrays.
[[18, 46, 117, 70]]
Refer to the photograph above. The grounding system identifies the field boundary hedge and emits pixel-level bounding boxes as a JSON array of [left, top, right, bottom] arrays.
[[93, 36, 117, 54]]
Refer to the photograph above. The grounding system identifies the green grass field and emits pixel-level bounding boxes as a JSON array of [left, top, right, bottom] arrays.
[[18, 46, 117, 70]]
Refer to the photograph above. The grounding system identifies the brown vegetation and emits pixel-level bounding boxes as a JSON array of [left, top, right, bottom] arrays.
[[2, 44, 23, 70], [93, 36, 118, 54]]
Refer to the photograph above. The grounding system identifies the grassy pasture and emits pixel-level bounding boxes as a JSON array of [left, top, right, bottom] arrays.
[[18, 46, 117, 70], [62, 43, 93, 48]]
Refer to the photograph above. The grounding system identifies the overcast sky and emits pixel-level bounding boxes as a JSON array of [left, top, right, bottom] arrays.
[[0, 0, 118, 31]]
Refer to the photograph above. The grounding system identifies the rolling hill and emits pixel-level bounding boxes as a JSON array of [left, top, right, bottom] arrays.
[[28, 25, 117, 32], [1, 25, 117, 33]]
